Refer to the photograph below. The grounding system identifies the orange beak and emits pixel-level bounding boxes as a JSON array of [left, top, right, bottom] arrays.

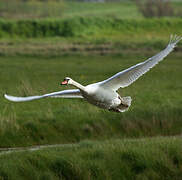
[[61, 80, 68, 85]]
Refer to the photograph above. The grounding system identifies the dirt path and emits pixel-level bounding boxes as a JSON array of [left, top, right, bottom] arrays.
[[0, 143, 76, 156]]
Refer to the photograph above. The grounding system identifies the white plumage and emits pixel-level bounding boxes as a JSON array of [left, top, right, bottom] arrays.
[[100, 35, 182, 90], [4, 89, 83, 102], [4, 35, 181, 112]]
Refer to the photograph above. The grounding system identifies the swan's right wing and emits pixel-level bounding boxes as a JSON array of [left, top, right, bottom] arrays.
[[4, 89, 83, 102]]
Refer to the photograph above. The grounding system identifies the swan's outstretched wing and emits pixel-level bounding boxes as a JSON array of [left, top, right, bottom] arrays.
[[4, 89, 83, 102], [100, 35, 182, 91]]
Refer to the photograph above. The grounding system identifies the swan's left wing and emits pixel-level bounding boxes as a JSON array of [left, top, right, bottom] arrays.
[[4, 89, 83, 102], [100, 35, 181, 91]]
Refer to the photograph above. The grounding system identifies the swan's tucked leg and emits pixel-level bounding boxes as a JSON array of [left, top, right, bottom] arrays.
[[117, 96, 132, 112], [108, 96, 132, 113], [120, 96, 132, 107]]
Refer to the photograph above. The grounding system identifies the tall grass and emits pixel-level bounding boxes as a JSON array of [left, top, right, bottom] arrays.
[[0, 107, 19, 136], [0, 137, 182, 179]]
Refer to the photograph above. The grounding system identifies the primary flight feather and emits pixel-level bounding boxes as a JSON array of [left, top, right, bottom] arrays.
[[5, 35, 181, 112]]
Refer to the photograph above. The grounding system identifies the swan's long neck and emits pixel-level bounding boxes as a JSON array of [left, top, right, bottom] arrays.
[[70, 80, 86, 92]]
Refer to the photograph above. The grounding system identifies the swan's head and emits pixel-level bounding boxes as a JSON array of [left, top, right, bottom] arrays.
[[61, 77, 72, 85]]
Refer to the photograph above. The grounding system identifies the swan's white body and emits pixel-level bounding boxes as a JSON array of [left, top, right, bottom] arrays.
[[83, 83, 120, 109], [4, 35, 181, 112]]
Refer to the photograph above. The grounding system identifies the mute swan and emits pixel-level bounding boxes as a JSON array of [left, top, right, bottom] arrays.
[[4, 35, 182, 112]]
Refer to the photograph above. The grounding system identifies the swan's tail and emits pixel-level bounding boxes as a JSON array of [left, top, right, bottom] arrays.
[[118, 96, 132, 112]]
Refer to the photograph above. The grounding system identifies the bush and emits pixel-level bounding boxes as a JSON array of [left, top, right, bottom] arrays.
[[135, 0, 175, 18]]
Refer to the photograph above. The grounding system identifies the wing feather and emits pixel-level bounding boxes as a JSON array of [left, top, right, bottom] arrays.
[[100, 35, 181, 90], [4, 89, 83, 102]]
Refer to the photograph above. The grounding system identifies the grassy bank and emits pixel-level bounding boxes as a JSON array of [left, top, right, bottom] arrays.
[[0, 18, 182, 39], [0, 137, 182, 179], [0, 52, 182, 147], [0, 17, 181, 57]]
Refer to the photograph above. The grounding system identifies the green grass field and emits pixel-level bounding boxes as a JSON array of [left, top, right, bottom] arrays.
[[64, 1, 142, 19], [0, 50, 182, 147], [0, 0, 182, 20], [0, 1, 142, 19], [1, 137, 182, 179]]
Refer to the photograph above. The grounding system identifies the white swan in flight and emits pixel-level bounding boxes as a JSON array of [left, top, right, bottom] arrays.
[[4, 35, 182, 112]]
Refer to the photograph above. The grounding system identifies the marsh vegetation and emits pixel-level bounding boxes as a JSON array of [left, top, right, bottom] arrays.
[[0, 0, 182, 179]]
